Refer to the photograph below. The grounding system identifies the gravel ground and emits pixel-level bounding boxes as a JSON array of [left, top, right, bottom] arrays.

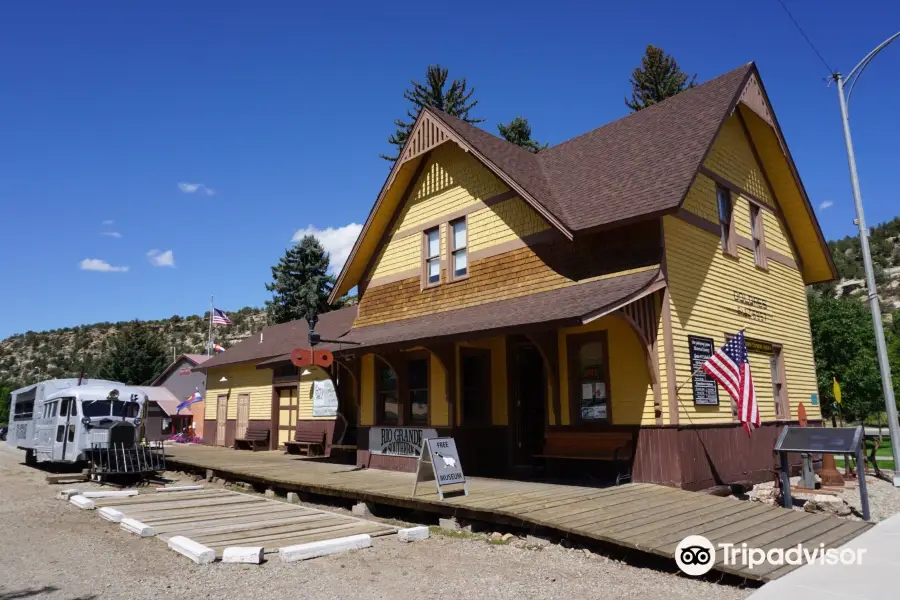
[[748, 473, 900, 522], [0, 444, 751, 600]]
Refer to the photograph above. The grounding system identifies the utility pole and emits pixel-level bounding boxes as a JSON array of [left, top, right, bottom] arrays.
[[831, 31, 900, 485]]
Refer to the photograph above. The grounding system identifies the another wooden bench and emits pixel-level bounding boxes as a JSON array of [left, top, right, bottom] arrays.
[[534, 431, 635, 484], [284, 422, 326, 457], [233, 423, 270, 451]]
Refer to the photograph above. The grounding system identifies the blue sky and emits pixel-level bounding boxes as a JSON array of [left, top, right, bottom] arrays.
[[1, 1, 898, 338]]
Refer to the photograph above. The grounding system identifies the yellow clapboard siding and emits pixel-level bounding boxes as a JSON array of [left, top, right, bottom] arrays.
[[761, 209, 794, 259], [664, 214, 819, 424], [682, 172, 719, 224], [205, 364, 273, 421], [360, 354, 375, 426], [297, 366, 334, 421], [703, 115, 773, 206], [559, 315, 657, 426]]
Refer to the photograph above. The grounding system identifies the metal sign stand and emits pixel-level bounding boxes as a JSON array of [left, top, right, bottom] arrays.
[[775, 425, 870, 521], [412, 437, 468, 501]]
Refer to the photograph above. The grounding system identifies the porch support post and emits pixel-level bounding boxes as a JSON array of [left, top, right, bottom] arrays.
[[524, 331, 562, 427], [425, 343, 457, 429], [614, 308, 663, 425], [660, 287, 679, 425]]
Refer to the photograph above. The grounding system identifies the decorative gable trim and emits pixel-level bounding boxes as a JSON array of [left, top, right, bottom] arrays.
[[738, 73, 774, 128], [399, 112, 455, 164]]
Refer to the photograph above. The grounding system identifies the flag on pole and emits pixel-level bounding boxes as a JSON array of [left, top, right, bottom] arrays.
[[212, 308, 232, 326], [176, 392, 203, 414], [701, 331, 760, 435], [213, 343, 225, 354], [833, 378, 842, 405]]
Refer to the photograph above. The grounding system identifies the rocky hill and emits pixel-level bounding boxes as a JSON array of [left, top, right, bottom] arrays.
[[817, 216, 900, 311], [0, 307, 267, 386]]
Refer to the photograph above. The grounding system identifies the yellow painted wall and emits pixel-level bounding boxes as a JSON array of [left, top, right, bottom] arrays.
[[664, 215, 819, 423], [204, 364, 273, 421], [297, 366, 334, 420], [366, 143, 549, 283], [360, 354, 375, 426], [430, 354, 449, 426], [704, 115, 773, 207], [558, 315, 656, 426], [456, 336, 508, 426]]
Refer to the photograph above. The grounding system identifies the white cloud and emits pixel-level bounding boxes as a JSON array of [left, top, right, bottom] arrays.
[[178, 182, 215, 196], [80, 258, 129, 273], [101, 231, 122, 238], [818, 200, 834, 210], [146, 249, 176, 267], [292, 223, 363, 273], [102, 219, 114, 225]]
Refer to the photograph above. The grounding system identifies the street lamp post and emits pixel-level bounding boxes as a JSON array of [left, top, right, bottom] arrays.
[[832, 31, 900, 486]]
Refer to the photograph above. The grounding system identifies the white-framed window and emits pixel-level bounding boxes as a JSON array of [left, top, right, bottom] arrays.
[[717, 185, 735, 255], [449, 217, 468, 280], [423, 227, 441, 287], [750, 204, 767, 269]]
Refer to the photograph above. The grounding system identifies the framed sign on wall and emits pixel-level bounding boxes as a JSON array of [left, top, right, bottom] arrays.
[[688, 335, 720, 406]]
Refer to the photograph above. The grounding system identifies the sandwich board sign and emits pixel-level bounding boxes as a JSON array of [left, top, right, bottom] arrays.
[[412, 437, 467, 500]]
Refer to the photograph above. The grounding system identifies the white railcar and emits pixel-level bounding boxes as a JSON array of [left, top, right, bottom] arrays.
[[6, 379, 165, 475]]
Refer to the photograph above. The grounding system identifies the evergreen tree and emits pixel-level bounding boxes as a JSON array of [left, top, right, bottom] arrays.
[[497, 116, 548, 153], [382, 65, 483, 162], [96, 321, 168, 385], [265, 235, 342, 324], [625, 45, 696, 112]]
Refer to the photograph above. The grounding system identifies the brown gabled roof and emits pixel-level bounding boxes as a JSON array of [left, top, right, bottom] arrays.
[[150, 353, 211, 386], [337, 268, 662, 350], [194, 306, 358, 372], [431, 63, 752, 232]]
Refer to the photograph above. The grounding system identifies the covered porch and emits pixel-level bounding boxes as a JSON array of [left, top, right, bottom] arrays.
[[336, 267, 668, 483]]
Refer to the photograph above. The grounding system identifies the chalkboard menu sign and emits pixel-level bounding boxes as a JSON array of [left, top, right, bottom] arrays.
[[688, 335, 719, 406]]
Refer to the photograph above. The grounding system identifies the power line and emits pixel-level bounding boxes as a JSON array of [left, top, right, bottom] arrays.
[[774, 0, 835, 75]]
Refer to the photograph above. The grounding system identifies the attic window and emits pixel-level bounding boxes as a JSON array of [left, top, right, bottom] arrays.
[[423, 227, 441, 287], [750, 204, 768, 269]]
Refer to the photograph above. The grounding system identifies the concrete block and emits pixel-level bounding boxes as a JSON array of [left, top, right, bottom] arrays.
[[205, 469, 215, 481], [69, 495, 95, 510], [155, 485, 204, 493], [280, 534, 372, 562], [264, 489, 276, 498], [120, 518, 155, 537], [525, 535, 552, 548], [81, 490, 139, 499], [168, 536, 216, 565], [439, 517, 460, 532], [397, 526, 429, 543], [98, 507, 124, 523], [351, 502, 373, 516], [56, 488, 81, 500], [286, 492, 300, 503], [222, 546, 264, 564]]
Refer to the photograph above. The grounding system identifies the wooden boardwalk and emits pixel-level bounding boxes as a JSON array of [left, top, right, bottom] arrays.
[[165, 444, 871, 581], [89, 488, 396, 555]]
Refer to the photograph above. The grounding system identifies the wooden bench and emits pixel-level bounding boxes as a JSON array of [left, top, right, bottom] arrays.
[[534, 431, 635, 484], [283, 422, 326, 457], [233, 424, 270, 451]]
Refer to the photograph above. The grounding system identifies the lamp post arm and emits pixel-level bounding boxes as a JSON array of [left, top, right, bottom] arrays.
[[844, 31, 900, 106]]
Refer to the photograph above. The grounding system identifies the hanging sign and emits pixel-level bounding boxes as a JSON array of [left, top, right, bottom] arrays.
[[688, 335, 720, 406], [311, 379, 338, 417], [369, 427, 437, 457], [412, 437, 468, 500]]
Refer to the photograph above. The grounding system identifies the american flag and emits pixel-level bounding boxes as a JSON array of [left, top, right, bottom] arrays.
[[212, 308, 232, 326], [701, 331, 760, 435]]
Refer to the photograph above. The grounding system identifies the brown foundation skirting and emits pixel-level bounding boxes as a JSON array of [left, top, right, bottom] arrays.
[[632, 421, 813, 490]]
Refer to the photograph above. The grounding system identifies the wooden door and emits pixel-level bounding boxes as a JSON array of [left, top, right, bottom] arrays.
[[277, 386, 299, 448], [215, 394, 228, 446], [236, 394, 250, 439]]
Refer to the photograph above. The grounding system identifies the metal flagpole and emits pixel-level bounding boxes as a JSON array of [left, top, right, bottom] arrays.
[[832, 33, 900, 484], [207, 295, 214, 357]]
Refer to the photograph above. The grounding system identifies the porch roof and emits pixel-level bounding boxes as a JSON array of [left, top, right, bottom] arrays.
[[335, 267, 661, 351]]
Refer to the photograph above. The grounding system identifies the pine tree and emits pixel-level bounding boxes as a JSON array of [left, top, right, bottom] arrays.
[[625, 45, 696, 112], [265, 236, 342, 325], [497, 116, 548, 153], [96, 321, 168, 385], [382, 65, 483, 162]]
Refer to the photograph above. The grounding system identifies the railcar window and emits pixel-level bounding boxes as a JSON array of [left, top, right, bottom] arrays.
[[112, 401, 140, 418], [13, 400, 34, 421], [60, 398, 68, 417], [68, 425, 76, 442], [70, 400, 77, 416], [56, 425, 65, 443], [82, 400, 112, 417]]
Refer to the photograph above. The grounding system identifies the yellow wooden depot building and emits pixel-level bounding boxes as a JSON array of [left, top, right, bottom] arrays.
[[198, 63, 835, 490]]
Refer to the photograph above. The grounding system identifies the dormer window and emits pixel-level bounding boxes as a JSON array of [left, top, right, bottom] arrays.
[[423, 227, 441, 287]]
